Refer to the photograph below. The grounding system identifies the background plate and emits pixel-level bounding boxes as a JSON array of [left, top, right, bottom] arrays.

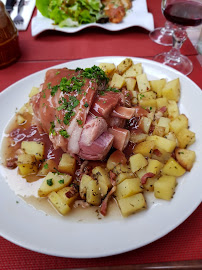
[[31, 0, 154, 36], [0, 57, 201, 258]]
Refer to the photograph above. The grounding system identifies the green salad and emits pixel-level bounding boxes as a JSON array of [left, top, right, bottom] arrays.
[[36, 0, 105, 27]]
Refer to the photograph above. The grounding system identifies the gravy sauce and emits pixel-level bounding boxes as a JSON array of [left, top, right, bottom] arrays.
[[1, 111, 122, 222]]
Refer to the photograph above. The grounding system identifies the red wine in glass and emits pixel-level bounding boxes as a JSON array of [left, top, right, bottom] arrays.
[[163, 1, 202, 27]]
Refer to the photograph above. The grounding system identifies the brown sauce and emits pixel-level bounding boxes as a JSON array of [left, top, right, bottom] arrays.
[[1, 110, 122, 221]]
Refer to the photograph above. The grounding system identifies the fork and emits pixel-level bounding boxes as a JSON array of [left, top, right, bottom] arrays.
[[13, 0, 25, 24]]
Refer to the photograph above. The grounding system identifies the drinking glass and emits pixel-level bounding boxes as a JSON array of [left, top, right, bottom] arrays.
[[153, 0, 202, 75], [149, 21, 173, 46]]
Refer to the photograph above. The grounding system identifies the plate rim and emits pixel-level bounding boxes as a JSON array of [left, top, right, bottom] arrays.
[[0, 56, 202, 259]]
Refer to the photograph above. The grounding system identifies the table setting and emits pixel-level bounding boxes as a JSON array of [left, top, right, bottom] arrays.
[[0, 0, 201, 269]]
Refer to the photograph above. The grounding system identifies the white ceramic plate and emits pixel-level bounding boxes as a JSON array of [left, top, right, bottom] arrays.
[[31, 0, 154, 36], [0, 57, 202, 258]]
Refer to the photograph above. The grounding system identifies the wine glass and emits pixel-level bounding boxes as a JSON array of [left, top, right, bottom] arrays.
[[153, 0, 202, 76], [149, 0, 173, 46], [149, 21, 173, 46]]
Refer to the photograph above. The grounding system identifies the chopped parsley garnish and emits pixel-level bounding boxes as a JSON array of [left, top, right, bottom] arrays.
[[44, 163, 48, 169], [63, 111, 75, 125], [69, 96, 80, 107], [75, 67, 82, 72], [49, 121, 56, 136], [59, 129, 70, 138], [58, 76, 85, 94], [58, 179, 64, 184], [57, 97, 69, 111], [51, 85, 59, 96], [77, 119, 83, 125], [55, 71, 60, 75], [84, 102, 89, 108], [56, 116, 61, 124], [47, 179, 53, 186], [100, 86, 120, 96], [82, 66, 109, 84], [57, 96, 80, 112], [47, 82, 52, 89], [53, 168, 65, 175]]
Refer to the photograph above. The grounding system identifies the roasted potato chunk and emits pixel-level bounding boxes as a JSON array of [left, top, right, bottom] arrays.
[[117, 58, 133, 75], [154, 175, 176, 200], [146, 159, 163, 175], [21, 141, 44, 161], [58, 153, 76, 175], [133, 140, 155, 158], [117, 193, 146, 217], [99, 63, 116, 77], [38, 172, 72, 197], [176, 128, 195, 148], [175, 148, 196, 171], [17, 154, 38, 176], [48, 191, 71, 215], [110, 73, 125, 89], [167, 100, 179, 120], [86, 180, 101, 206], [169, 114, 188, 134], [79, 174, 93, 199], [129, 153, 148, 173], [37, 159, 57, 176], [149, 79, 166, 97], [92, 166, 111, 197], [57, 186, 79, 206], [136, 73, 150, 93], [115, 178, 143, 199], [161, 157, 186, 177], [147, 135, 176, 153], [162, 78, 180, 102]]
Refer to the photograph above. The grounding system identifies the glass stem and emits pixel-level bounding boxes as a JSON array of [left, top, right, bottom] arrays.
[[167, 27, 187, 62], [164, 21, 173, 31]]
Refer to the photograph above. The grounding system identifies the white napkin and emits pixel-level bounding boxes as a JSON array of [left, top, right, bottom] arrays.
[[2, 0, 35, 31]]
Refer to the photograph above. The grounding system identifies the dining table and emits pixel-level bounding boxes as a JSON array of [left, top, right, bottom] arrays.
[[0, 0, 201, 269]]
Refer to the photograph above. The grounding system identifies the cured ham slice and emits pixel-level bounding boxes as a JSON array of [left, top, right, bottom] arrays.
[[107, 116, 126, 128], [111, 106, 136, 119], [79, 132, 114, 160], [108, 127, 130, 151], [90, 92, 124, 118], [80, 115, 108, 146]]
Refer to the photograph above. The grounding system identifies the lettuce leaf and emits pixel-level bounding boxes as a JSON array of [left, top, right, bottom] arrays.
[[36, 0, 103, 27], [36, 0, 50, 18]]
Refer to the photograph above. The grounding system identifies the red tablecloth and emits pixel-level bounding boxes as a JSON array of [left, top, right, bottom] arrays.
[[0, 0, 201, 269]]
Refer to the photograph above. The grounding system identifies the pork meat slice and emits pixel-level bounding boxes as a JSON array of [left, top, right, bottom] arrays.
[[79, 115, 108, 146], [111, 106, 136, 119], [31, 68, 97, 155], [108, 127, 130, 151], [79, 132, 114, 160], [90, 92, 124, 119], [106, 116, 126, 128]]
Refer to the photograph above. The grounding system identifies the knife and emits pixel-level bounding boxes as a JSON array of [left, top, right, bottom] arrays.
[[5, 0, 17, 14]]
